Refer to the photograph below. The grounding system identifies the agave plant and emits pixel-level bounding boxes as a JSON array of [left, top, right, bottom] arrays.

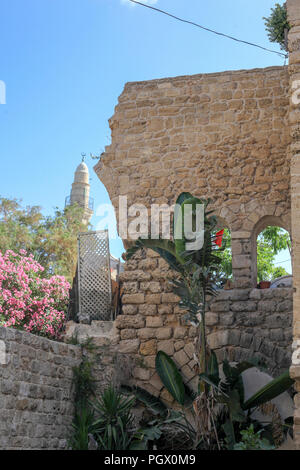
[[126, 192, 226, 378], [69, 405, 95, 450], [90, 386, 136, 450]]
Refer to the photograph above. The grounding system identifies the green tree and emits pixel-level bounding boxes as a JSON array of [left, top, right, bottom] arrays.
[[256, 227, 290, 282], [217, 226, 290, 283], [216, 228, 232, 279], [0, 196, 87, 282], [263, 3, 290, 51]]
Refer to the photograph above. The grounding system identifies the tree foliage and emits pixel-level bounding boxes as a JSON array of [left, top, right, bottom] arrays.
[[0, 196, 87, 282], [263, 3, 290, 51], [217, 226, 290, 282]]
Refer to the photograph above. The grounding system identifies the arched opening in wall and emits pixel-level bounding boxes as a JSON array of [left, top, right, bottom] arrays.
[[214, 219, 232, 289], [252, 216, 292, 288]]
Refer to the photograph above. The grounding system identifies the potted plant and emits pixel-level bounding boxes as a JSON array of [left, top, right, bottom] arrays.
[[259, 280, 271, 289]]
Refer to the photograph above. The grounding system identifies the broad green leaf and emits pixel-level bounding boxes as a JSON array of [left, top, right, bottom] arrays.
[[223, 419, 236, 450], [174, 196, 204, 259], [227, 390, 246, 423], [208, 350, 219, 381], [155, 351, 185, 405], [198, 372, 219, 389], [120, 385, 167, 417], [243, 369, 294, 410]]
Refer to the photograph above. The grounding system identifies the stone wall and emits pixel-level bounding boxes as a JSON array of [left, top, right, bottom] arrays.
[[114, 245, 293, 406], [94, 65, 291, 291], [95, 67, 291, 289], [0, 324, 135, 450], [207, 287, 292, 376], [0, 327, 81, 449], [287, 0, 300, 448], [94, 64, 293, 406]]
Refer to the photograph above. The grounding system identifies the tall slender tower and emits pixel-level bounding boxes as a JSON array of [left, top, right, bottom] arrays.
[[66, 157, 94, 224]]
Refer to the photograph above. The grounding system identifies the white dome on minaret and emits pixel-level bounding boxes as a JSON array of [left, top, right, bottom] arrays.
[[74, 161, 89, 184]]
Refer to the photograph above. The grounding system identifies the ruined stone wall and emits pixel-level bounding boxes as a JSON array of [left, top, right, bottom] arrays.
[[95, 66, 291, 246], [0, 327, 81, 449], [287, 0, 300, 448], [207, 287, 292, 376], [115, 248, 292, 406], [95, 65, 291, 289], [94, 66, 292, 405]]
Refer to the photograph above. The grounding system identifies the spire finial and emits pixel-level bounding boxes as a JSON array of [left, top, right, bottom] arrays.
[[81, 152, 86, 162]]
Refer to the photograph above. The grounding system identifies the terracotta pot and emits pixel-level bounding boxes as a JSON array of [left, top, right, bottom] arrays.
[[259, 281, 271, 289]]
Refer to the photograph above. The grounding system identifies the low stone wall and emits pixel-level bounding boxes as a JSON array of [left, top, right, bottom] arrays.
[[116, 251, 292, 406], [207, 287, 293, 375], [64, 320, 134, 395], [0, 327, 81, 450], [0, 323, 136, 450]]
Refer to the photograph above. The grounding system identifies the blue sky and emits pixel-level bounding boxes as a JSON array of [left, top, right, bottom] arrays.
[[0, 0, 290, 271]]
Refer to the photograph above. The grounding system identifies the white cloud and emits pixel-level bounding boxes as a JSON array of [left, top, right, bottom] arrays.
[[121, 0, 159, 7]]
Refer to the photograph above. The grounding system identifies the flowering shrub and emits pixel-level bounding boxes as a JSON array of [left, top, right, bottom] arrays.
[[0, 250, 70, 340]]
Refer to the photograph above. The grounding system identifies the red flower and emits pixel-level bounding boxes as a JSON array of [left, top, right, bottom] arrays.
[[215, 229, 224, 247]]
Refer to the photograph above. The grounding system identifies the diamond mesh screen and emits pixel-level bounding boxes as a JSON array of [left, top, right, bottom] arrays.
[[78, 230, 112, 321]]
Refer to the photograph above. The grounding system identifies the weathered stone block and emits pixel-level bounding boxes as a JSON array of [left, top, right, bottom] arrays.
[[210, 301, 230, 312], [145, 294, 161, 304], [174, 327, 187, 339], [133, 367, 150, 381], [122, 304, 138, 315], [122, 294, 145, 304], [122, 281, 139, 294], [156, 327, 172, 340], [137, 328, 157, 340], [146, 316, 163, 328], [140, 282, 162, 293], [140, 340, 157, 356], [119, 339, 140, 354], [206, 312, 219, 326], [139, 304, 157, 316], [115, 314, 145, 329], [174, 349, 189, 367], [157, 340, 174, 356], [207, 331, 229, 349], [161, 293, 180, 303], [120, 329, 137, 340]]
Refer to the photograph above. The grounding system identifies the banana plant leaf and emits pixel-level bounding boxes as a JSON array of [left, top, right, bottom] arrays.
[[242, 369, 294, 410], [226, 390, 246, 423], [223, 419, 236, 450], [120, 385, 167, 417], [155, 351, 185, 406], [174, 196, 205, 259], [198, 372, 220, 389], [208, 350, 219, 381]]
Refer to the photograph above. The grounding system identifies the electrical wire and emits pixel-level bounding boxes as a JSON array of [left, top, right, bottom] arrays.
[[129, 0, 288, 59]]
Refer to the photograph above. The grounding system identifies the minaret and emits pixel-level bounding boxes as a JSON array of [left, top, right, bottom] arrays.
[[66, 156, 94, 224]]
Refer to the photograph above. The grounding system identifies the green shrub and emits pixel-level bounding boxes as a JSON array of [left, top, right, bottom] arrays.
[[234, 425, 275, 450], [263, 3, 290, 51]]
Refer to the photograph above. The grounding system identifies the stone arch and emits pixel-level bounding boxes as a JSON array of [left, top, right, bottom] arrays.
[[207, 328, 291, 377], [251, 215, 292, 287]]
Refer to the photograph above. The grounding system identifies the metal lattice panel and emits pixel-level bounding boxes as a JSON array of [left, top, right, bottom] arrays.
[[78, 230, 112, 321]]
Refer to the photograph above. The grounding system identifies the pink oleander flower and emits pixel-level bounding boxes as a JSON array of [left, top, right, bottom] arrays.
[[0, 250, 70, 340]]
